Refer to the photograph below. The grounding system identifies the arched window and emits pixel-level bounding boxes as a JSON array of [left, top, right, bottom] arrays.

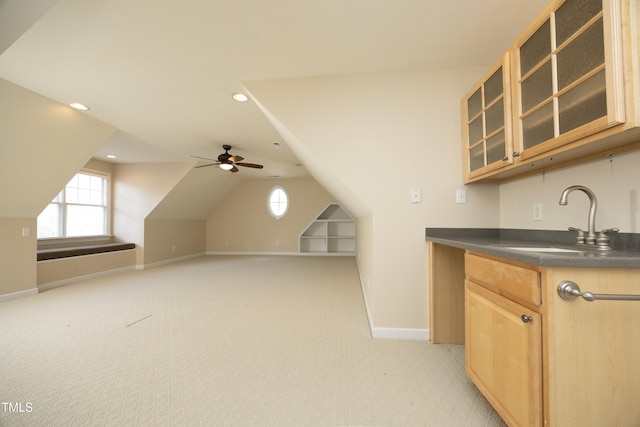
[[267, 185, 288, 219]]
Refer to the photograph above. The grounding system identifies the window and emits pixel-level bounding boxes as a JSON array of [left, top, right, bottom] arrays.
[[37, 171, 110, 238], [267, 185, 288, 219]]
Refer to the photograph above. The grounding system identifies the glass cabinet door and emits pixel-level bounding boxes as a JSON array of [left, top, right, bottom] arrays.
[[462, 54, 513, 180], [514, 0, 625, 158]]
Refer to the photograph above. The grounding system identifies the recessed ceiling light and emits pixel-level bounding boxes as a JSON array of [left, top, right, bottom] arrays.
[[232, 93, 249, 102], [69, 102, 90, 111], [106, 154, 117, 159]]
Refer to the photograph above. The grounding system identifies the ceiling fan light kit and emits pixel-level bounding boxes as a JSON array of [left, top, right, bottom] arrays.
[[193, 144, 264, 173]]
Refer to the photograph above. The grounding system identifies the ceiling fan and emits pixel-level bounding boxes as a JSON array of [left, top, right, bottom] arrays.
[[193, 145, 264, 173]]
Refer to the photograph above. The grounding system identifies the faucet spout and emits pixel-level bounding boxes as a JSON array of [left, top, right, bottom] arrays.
[[559, 185, 598, 244]]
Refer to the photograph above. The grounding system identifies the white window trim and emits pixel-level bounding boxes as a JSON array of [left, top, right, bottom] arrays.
[[267, 185, 289, 219], [37, 168, 112, 242], [37, 235, 113, 247]]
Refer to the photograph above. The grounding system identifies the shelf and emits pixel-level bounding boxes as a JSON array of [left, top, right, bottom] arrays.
[[301, 221, 326, 237], [328, 221, 354, 237], [328, 237, 355, 253], [299, 238, 327, 253], [317, 204, 352, 220], [299, 203, 355, 255]]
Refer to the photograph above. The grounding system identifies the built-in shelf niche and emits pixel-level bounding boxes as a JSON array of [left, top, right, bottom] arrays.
[[299, 203, 355, 255]]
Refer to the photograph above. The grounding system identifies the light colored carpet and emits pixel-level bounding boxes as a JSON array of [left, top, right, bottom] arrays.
[[0, 255, 505, 426]]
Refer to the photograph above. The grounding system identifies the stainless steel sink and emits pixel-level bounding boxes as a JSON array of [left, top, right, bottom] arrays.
[[506, 246, 584, 253]]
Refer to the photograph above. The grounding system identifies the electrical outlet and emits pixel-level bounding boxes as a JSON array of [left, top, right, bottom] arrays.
[[533, 203, 543, 221]]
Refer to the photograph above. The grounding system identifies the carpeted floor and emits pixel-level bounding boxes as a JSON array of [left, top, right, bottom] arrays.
[[0, 255, 505, 426]]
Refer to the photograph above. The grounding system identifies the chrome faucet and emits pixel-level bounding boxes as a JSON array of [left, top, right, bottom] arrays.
[[558, 185, 617, 250]]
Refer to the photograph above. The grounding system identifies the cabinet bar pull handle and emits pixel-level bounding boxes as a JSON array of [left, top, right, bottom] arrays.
[[557, 281, 640, 302]]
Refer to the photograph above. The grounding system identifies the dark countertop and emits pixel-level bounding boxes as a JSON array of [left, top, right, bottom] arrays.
[[425, 228, 640, 268]]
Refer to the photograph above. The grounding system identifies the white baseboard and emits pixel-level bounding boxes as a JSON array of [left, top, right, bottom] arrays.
[[0, 287, 39, 303], [355, 263, 375, 338], [38, 266, 136, 292], [354, 258, 429, 341], [206, 251, 302, 256], [140, 253, 205, 270], [205, 251, 354, 257], [371, 327, 430, 341]]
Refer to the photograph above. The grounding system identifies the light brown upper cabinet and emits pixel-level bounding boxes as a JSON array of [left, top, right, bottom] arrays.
[[462, 55, 514, 180], [463, 0, 640, 183], [514, 0, 625, 159]]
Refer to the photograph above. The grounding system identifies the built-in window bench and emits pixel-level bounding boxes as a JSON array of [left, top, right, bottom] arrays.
[[37, 242, 137, 289], [37, 242, 135, 261]]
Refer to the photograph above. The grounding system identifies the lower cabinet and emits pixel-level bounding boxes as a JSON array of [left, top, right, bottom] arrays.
[[465, 280, 542, 427], [463, 251, 640, 426], [465, 252, 542, 427]]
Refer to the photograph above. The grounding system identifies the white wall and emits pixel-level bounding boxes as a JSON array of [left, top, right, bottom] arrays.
[[245, 67, 501, 333], [0, 78, 115, 297], [206, 177, 337, 254], [113, 162, 194, 265], [500, 149, 640, 232]]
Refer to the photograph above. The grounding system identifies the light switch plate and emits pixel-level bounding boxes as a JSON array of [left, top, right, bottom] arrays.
[[410, 189, 421, 204]]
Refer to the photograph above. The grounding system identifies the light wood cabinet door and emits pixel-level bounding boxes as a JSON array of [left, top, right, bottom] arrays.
[[513, 0, 625, 160], [460, 0, 640, 183], [462, 54, 514, 182], [465, 280, 542, 427], [542, 267, 640, 426]]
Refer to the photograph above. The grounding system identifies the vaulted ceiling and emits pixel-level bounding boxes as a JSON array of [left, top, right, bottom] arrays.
[[0, 0, 548, 181]]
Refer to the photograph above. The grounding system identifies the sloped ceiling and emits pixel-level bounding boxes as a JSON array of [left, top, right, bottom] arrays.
[[0, 0, 550, 162], [0, 0, 549, 217], [0, 78, 116, 218], [0, 0, 59, 54], [147, 168, 241, 220]]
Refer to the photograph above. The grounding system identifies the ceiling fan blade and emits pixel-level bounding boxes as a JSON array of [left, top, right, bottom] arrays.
[[191, 155, 216, 161], [194, 163, 220, 168], [235, 162, 264, 169], [228, 155, 244, 163], [230, 166, 239, 173]]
